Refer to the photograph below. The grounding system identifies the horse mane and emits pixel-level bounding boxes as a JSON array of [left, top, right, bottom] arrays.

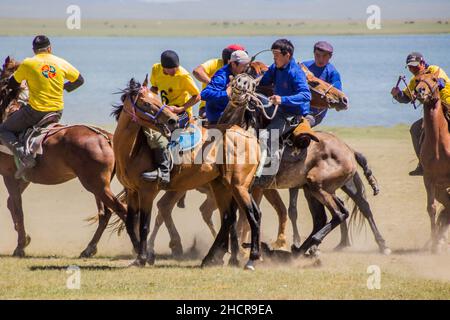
[[111, 78, 142, 121]]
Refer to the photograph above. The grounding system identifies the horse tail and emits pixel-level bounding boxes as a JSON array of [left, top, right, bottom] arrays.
[[346, 173, 368, 244], [354, 151, 380, 196]]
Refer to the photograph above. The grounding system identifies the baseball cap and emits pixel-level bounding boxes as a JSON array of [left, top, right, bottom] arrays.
[[161, 50, 180, 68], [32, 35, 51, 50], [314, 41, 333, 54], [226, 44, 245, 51], [406, 52, 424, 67], [229, 50, 251, 64]]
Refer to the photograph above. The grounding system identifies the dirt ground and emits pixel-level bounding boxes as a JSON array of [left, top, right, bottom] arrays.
[[0, 125, 449, 299]]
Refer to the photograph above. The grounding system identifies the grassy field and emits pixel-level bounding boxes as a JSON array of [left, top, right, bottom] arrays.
[[0, 19, 449, 37], [0, 125, 450, 299]]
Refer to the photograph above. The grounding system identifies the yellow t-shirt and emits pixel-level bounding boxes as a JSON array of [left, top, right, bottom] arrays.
[[150, 63, 200, 117], [404, 65, 450, 106], [13, 53, 80, 112], [199, 58, 224, 108]]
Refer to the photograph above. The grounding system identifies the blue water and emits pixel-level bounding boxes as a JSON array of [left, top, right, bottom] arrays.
[[1, 34, 449, 126]]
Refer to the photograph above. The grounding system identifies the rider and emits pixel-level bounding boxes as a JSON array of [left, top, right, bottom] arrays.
[[142, 50, 200, 183], [302, 41, 342, 127], [257, 39, 317, 186], [391, 52, 450, 176], [0, 35, 84, 178], [201, 50, 251, 124], [193, 44, 245, 119]]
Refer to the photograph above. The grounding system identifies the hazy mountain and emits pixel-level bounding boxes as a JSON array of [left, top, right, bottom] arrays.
[[1, 0, 449, 20]]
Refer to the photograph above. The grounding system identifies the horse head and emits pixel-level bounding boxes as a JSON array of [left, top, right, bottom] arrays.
[[115, 76, 179, 136], [299, 63, 349, 111], [414, 68, 441, 105]]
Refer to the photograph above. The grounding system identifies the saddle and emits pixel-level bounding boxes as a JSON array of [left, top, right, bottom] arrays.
[[168, 122, 202, 153], [19, 112, 62, 158]]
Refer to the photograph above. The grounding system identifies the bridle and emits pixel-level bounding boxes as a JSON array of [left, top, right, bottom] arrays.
[[124, 88, 173, 136], [415, 75, 439, 103]]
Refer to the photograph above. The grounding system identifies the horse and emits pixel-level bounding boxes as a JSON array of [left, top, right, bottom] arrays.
[[112, 76, 264, 269], [219, 70, 390, 256], [414, 69, 450, 253], [0, 56, 133, 258]]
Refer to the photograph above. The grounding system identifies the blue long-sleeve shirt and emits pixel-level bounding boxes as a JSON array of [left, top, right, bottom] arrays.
[[201, 64, 232, 122], [260, 58, 311, 116], [302, 60, 342, 124]]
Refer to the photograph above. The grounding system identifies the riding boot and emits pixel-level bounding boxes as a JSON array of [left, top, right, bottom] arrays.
[[8, 142, 36, 179], [142, 147, 171, 184]]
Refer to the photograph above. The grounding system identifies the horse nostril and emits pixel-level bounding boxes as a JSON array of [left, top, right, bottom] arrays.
[[168, 118, 177, 126], [341, 96, 349, 106]]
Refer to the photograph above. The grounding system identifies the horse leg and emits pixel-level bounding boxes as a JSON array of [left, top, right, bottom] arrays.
[[3, 176, 30, 257], [288, 188, 301, 248], [424, 180, 438, 252], [176, 191, 187, 208], [435, 206, 450, 253], [263, 189, 288, 250], [293, 188, 327, 256], [336, 218, 350, 250], [125, 190, 140, 254], [146, 210, 164, 265], [202, 179, 236, 267], [233, 186, 261, 270], [341, 173, 391, 255], [151, 190, 185, 259], [199, 191, 218, 238], [79, 198, 112, 258], [131, 189, 156, 267], [296, 185, 349, 255]]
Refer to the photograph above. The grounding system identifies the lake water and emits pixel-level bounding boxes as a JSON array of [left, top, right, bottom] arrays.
[[1, 34, 449, 126]]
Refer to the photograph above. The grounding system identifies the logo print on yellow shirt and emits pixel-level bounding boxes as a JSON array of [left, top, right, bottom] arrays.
[[41, 64, 56, 79]]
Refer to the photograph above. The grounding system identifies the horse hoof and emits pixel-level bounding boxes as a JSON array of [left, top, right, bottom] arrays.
[[201, 256, 223, 268], [147, 252, 156, 266], [333, 243, 350, 252], [305, 245, 321, 259], [79, 246, 97, 258], [12, 248, 25, 258], [381, 247, 392, 256], [244, 260, 255, 271], [228, 257, 240, 267], [171, 248, 184, 260], [128, 258, 146, 268], [24, 235, 31, 248]]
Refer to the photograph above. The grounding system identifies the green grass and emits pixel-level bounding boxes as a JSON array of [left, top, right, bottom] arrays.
[[1, 19, 449, 37], [1, 254, 449, 299]]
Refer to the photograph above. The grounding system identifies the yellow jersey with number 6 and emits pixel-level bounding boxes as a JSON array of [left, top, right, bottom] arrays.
[[13, 53, 80, 112], [150, 63, 200, 117]]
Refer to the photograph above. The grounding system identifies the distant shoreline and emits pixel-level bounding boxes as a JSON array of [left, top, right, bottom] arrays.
[[1, 18, 449, 36]]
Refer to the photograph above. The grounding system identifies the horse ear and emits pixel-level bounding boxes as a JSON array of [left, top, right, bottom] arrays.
[[433, 67, 440, 78], [5, 56, 10, 64], [229, 75, 234, 82], [254, 75, 263, 87], [143, 74, 149, 88]]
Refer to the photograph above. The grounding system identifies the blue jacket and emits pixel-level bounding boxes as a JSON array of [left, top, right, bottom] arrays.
[[260, 58, 311, 116], [302, 60, 342, 124], [201, 64, 232, 122]]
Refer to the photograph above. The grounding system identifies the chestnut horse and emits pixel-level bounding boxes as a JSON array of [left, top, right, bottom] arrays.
[[0, 56, 132, 258], [112, 77, 262, 269], [414, 69, 450, 253]]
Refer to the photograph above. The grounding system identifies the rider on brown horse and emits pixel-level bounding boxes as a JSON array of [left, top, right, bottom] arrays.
[[142, 50, 200, 184], [256, 39, 318, 187], [302, 41, 344, 127], [0, 35, 84, 178], [391, 52, 450, 176]]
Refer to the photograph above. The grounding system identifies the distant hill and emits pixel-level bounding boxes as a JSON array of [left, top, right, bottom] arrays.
[[1, 0, 450, 20]]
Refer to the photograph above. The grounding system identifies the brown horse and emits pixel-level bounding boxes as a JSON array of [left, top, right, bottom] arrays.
[[414, 69, 450, 253], [219, 70, 390, 256], [112, 77, 262, 269], [0, 56, 132, 258]]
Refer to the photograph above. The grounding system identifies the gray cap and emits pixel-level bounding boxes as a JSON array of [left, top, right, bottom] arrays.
[[229, 50, 251, 64], [406, 52, 424, 67], [314, 41, 333, 53]]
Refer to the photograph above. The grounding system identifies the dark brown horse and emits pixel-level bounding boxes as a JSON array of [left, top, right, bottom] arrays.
[[0, 56, 132, 257], [414, 69, 450, 253]]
